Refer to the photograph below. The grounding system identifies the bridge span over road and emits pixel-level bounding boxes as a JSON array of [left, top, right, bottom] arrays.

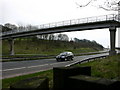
[[1, 14, 120, 56]]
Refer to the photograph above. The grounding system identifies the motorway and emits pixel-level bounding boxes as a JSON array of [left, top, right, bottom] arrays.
[[1, 53, 108, 79]]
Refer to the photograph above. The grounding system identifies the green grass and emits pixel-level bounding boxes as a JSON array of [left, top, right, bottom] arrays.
[[76, 54, 120, 80], [2, 70, 53, 89], [2, 39, 99, 55]]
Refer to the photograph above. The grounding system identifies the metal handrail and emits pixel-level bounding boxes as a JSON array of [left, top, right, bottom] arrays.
[[1, 14, 119, 36], [65, 55, 109, 67]]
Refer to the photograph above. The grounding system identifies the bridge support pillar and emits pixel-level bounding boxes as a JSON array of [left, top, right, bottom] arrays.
[[8, 39, 14, 55], [109, 27, 117, 56]]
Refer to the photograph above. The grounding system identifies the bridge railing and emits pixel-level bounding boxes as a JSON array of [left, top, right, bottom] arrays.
[[1, 14, 119, 36], [37, 14, 118, 29]]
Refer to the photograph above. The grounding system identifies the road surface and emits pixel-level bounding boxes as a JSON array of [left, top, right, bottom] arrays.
[[1, 53, 108, 79]]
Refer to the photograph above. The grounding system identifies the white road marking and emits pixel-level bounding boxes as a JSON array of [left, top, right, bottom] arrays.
[[27, 64, 49, 68], [2, 64, 49, 72], [1, 61, 75, 72], [2, 67, 26, 72], [2, 62, 68, 72], [50, 62, 67, 65]]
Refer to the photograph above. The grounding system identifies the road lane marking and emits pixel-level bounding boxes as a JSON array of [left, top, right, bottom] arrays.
[[3, 67, 26, 72], [2, 57, 93, 72], [50, 62, 67, 65], [2, 64, 49, 72], [0, 61, 74, 72], [2, 61, 70, 72], [27, 64, 49, 68]]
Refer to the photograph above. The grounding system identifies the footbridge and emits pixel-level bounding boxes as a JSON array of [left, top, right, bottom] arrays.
[[1, 14, 120, 56]]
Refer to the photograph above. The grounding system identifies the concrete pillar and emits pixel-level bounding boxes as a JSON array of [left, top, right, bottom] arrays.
[[118, 29, 120, 47], [118, 1, 120, 47], [8, 39, 14, 55], [109, 27, 116, 56]]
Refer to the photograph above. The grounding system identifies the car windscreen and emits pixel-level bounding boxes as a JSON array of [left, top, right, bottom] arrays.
[[59, 52, 67, 56]]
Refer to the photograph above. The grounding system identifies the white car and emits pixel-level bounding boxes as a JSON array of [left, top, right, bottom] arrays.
[[56, 52, 74, 61]]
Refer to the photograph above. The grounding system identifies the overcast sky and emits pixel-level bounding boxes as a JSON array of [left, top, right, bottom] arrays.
[[0, 0, 119, 48]]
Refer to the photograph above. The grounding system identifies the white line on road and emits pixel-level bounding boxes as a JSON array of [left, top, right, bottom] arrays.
[[2, 64, 49, 72], [1, 61, 76, 72], [50, 62, 68, 65], [2, 62, 69, 72], [2, 67, 26, 72], [27, 64, 49, 68]]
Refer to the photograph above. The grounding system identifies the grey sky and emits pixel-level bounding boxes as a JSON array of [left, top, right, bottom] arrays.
[[0, 0, 119, 47]]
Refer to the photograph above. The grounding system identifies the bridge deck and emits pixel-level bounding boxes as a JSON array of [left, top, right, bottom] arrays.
[[1, 14, 120, 39]]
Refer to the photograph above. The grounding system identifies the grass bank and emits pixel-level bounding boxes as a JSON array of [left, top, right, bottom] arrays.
[[2, 39, 102, 55], [76, 54, 120, 79]]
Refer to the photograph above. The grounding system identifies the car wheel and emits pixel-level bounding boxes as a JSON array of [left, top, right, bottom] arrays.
[[70, 57, 73, 61], [71, 58, 73, 61], [66, 57, 70, 61], [57, 59, 60, 62], [69, 57, 73, 61]]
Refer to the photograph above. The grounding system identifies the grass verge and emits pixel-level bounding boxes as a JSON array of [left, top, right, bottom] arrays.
[[2, 70, 53, 89], [76, 54, 120, 80]]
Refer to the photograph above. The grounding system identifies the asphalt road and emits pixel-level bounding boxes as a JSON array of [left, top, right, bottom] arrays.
[[1, 53, 108, 79]]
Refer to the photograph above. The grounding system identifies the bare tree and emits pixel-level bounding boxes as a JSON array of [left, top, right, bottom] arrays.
[[76, 0, 120, 20], [48, 34, 55, 40], [76, 0, 94, 7], [76, 0, 119, 11], [57, 34, 69, 41], [4, 23, 17, 30]]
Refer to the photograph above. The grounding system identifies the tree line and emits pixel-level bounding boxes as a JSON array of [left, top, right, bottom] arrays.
[[1, 23, 69, 41], [73, 38, 104, 50]]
